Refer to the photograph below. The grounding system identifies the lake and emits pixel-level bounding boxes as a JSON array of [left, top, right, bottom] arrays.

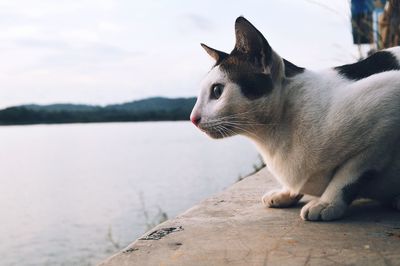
[[0, 122, 260, 265]]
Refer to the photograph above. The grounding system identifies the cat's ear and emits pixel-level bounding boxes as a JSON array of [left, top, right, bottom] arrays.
[[200, 43, 228, 63], [233, 16, 272, 68]]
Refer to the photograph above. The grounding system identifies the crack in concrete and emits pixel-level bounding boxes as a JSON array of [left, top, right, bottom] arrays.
[[139, 226, 184, 240]]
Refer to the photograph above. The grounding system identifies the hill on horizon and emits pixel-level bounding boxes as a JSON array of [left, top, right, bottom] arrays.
[[0, 97, 196, 125]]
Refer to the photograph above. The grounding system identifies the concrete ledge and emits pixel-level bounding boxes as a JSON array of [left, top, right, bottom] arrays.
[[100, 169, 400, 266]]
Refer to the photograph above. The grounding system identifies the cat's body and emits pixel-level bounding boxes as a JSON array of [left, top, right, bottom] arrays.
[[191, 17, 400, 221], [246, 63, 400, 218], [258, 66, 400, 199]]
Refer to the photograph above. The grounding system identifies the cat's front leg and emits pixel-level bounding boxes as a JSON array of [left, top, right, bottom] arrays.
[[300, 158, 377, 221], [262, 189, 303, 208]]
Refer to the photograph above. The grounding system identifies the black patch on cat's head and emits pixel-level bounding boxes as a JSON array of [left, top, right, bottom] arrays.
[[219, 59, 274, 100], [235, 73, 273, 100], [335, 51, 400, 80]]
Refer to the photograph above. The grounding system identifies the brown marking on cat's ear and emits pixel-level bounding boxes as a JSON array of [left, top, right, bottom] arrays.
[[200, 43, 228, 63]]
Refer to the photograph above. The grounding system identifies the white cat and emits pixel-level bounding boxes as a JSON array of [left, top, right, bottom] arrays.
[[191, 17, 400, 221]]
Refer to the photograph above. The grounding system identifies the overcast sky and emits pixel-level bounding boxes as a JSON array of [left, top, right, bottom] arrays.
[[0, 0, 361, 108]]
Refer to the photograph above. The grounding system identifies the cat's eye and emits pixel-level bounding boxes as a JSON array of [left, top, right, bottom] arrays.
[[211, 84, 224, 99]]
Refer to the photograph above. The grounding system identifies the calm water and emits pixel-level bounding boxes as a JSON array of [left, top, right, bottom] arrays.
[[0, 122, 259, 265]]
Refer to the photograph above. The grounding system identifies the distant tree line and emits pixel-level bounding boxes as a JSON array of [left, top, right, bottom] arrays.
[[0, 97, 196, 125]]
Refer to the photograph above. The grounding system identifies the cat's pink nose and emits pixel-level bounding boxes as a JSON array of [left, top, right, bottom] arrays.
[[190, 115, 201, 126]]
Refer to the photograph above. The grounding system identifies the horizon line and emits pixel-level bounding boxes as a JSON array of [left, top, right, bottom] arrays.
[[0, 95, 197, 110]]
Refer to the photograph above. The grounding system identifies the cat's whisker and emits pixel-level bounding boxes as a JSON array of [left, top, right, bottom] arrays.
[[215, 120, 280, 128], [217, 126, 228, 138], [213, 125, 224, 138], [218, 125, 236, 138], [201, 119, 280, 136], [205, 108, 261, 121], [205, 114, 280, 127], [217, 126, 229, 138]]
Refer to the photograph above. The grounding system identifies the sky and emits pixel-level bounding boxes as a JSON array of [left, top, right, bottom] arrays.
[[0, 0, 362, 108]]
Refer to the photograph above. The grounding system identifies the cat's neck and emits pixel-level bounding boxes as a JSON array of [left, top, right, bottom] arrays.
[[246, 69, 347, 161]]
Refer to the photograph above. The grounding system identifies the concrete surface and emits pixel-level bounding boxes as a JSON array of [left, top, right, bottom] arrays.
[[99, 168, 400, 266]]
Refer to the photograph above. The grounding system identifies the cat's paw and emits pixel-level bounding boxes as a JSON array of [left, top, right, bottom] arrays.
[[262, 190, 303, 208], [300, 199, 346, 221]]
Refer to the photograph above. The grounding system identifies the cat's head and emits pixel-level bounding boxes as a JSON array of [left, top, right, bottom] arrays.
[[191, 17, 286, 139]]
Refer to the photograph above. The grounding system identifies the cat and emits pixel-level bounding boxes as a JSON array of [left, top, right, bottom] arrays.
[[190, 16, 400, 221]]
